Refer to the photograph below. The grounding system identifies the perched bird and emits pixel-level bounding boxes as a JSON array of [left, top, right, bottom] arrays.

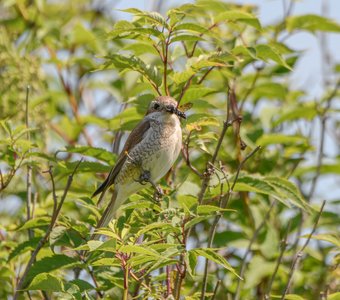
[[92, 96, 185, 231]]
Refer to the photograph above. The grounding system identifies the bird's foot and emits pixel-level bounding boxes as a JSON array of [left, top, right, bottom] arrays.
[[137, 170, 163, 201], [137, 170, 151, 185], [153, 186, 164, 201]]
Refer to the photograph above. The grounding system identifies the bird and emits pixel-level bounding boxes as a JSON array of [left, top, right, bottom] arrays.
[[92, 96, 186, 233]]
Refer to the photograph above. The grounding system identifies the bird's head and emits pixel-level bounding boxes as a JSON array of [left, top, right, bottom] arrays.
[[147, 96, 186, 119]]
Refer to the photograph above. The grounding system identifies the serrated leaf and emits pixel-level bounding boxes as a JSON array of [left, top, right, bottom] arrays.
[[196, 205, 235, 215], [174, 23, 208, 34], [26, 273, 64, 292], [8, 237, 41, 261], [293, 162, 340, 176], [252, 82, 287, 100], [17, 217, 50, 231], [25, 255, 80, 285], [234, 174, 308, 210], [215, 10, 261, 30], [271, 295, 306, 300], [181, 87, 215, 103], [103, 53, 161, 87], [255, 44, 291, 70], [57, 160, 111, 174], [92, 257, 120, 267], [257, 134, 309, 147], [186, 250, 197, 276], [69, 279, 95, 292], [272, 103, 317, 126], [171, 69, 195, 84], [137, 222, 181, 236], [190, 248, 240, 278], [301, 233, 340, 248], [119, 245, 161, 257], [170, 34, 205, 43], [287, 14, 340, 33], [62, 146, 116, 164], [265, 177, 308, 210], [328, 293, 340, 300], [184, 216, 211, 230]]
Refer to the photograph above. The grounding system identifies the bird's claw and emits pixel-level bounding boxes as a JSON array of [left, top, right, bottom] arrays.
[[136, 170, 163, 201]]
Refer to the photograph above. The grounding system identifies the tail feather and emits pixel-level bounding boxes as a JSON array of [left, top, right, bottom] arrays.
[[91, 189, 119, 240]]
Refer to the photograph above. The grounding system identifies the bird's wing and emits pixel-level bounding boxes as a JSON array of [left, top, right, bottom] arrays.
[[92, 118, 151, 200]]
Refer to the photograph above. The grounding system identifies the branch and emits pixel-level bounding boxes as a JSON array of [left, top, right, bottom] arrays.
[[234, 201, 276, 300], [201, 146, 261, 300], [265, 221, 291, 299], [163, 27, 173, 96], [281, 200, 326, 299], [25, 85, 33, 239], [13, 160, 82, 299], [181, 131, 203, 178], [307, 80, 340, 201]]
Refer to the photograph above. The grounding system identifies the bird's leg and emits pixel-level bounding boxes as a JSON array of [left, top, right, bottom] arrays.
[[137, 170, 163, 200]]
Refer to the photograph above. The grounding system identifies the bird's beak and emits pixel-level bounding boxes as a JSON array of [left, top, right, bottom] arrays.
[[166, 105, 186, 119]]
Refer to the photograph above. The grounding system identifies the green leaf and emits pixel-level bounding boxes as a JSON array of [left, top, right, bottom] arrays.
[[184, 216, 211, 230], [234, 174, 308, 210], [62, 146, 116, 164], [271, 295, 306, 300], [8, 237, 41, 261], [328, 293, 340, 300], [180, 87, 215, 103], [287, 14, 340, 33], [265, 177, 308, 211], [186, 250, 197, 276], [272, 103, 317, 126], [215, 10, 261, 30], [170, 34, 205, 43], [171, 69, 195, 84], [69, 279, 95, 292], [255, 44, 291, 70], [57, 160, 111, 174], [103, 54, 161, 87], [26, 273, 64, 292], [190, 248, 240, 278], [119, 245, 161, 257], [123, 42, 159, 56], [17, 217, 50, 231], [257, 134, 309, 147], [25, 255, 80, 285], [137, 222, 181, 236], [173, 23, 208, 34], [92, 257, 120, 267], [293, 162, 340, 176], [252, 82, 287, 100], [178, 195, 197, 214], [196, 205, 235, 215], [121, 8, 168, 29], [301, 233, 340, 248]]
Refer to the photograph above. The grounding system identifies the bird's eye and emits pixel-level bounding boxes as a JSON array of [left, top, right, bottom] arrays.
[[153, 103, 160, 109]]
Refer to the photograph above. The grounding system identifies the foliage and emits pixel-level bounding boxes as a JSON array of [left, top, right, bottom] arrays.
[[0, 0, 339, 299]]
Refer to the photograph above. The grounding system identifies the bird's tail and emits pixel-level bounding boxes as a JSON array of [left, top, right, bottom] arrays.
[[90, 189, 121, 240]]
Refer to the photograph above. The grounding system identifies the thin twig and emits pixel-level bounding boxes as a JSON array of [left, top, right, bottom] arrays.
[[163, 26, 172, 96], [234, 201, 276, 300], [265, 221, 292, 299], [211, 280, 221, 300], [181, 131, 203, 178], [25, 85, 33, 231], [307, 80, 340, 201], [25, 84, 33, 239], [281, 201, 326, 299], [13, 160, 82, 299], [197, 67, 215, 85], [201, 146, 261, 300]]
